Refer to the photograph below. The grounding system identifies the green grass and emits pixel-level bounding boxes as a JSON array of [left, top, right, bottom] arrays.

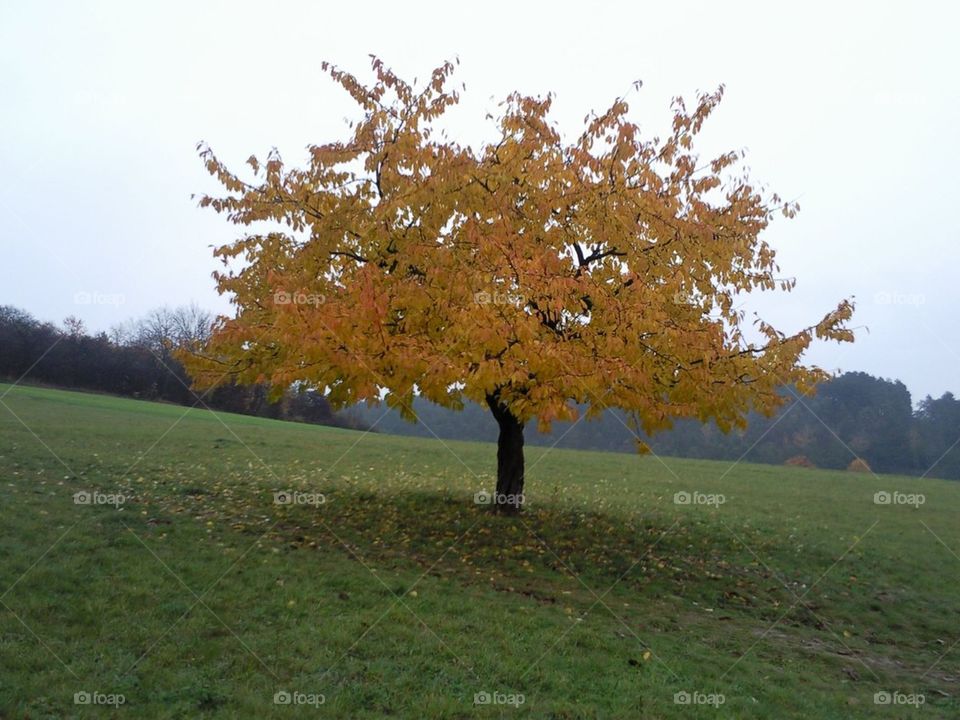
[[1, 382, 958, 718]]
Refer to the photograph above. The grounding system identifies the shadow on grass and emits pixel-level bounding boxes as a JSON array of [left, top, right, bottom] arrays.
[[259, 489, 799, 615]]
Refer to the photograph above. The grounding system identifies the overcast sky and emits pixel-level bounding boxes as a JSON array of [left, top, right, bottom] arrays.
[[2, 0, 957, 403]]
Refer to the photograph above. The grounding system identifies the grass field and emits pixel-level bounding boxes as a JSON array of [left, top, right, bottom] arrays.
[[1, 382, 958, 718]]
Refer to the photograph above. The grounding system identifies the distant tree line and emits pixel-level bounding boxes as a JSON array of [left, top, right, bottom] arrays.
[[352, 372, 960, 480], [0, 305, 365, 429], [3, 304, 958, 479]]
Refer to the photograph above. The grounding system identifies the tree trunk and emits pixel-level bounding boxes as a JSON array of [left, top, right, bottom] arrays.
[[485, 393, 525, 514]]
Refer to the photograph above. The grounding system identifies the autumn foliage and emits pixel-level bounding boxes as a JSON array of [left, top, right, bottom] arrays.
[[184, 57, 854, 510], [847, 458, 873, 473]]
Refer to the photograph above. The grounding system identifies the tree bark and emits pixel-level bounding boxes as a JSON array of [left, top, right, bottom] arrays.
[[485, 393, 525, 514]]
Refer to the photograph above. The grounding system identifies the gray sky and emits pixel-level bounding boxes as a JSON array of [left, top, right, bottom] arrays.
[[2, 0, 957, 403]]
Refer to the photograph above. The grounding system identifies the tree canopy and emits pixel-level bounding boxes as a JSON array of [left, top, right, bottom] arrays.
[[184, 57, 854, 506]]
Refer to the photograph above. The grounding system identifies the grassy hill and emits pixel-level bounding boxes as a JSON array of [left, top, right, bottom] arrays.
[[0, 383, 957, 718]]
